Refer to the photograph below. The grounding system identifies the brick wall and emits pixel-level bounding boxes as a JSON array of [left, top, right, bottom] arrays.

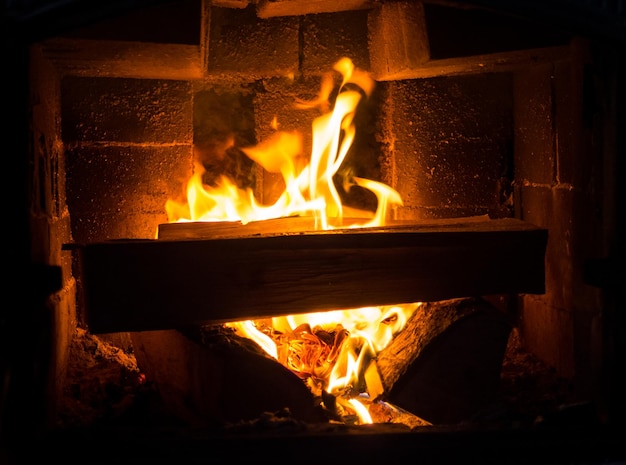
[[514, 41, 605, 392]]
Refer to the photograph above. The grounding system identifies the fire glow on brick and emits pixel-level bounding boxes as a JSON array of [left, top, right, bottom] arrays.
[[164, 58, 420, 424]]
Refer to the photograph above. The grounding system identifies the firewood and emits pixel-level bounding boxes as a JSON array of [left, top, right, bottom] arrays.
[[76, 217, 546, 333], [157, 215, 374, 239], [376, 298, 512, 424], [130, 328, 327, 427]]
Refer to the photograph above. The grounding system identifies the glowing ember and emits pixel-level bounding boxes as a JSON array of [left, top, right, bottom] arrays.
[[165, 56, 402, 229]]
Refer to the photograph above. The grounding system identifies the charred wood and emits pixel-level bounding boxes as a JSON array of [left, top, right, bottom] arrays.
[[73, 217, 546, 333], [377, 298, 512, 424], [130, 327, 327, 427]]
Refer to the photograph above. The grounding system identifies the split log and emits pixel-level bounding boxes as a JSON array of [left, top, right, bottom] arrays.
[[156, 215, 364, 240], [376, 297, 512, 425], [155, 213, 504, 240], [130, 328, 327, 427], [74, 216, 546, 333]]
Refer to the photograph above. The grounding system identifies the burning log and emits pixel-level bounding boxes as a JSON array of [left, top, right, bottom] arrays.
[[376, 297, 512, 424], [74, 216, 546, 333], [130, 298, 510, 428], [75, 214, 531, 426], [130, 327, 327, 426]]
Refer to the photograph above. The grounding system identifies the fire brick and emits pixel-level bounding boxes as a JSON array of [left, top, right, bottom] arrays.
[[520, 294, 576, 379], [61, 77, 193, 144], [252, 78, 318, 204], [514, 63, 555, 186], [193, 87, 257, 190], [65, 145, 193, 242], [301, 10, 370, 75], [208, 6, 298, 77], [381, 74, 513, 220], [519, 184, 575, 313], [60, 76, 194, 242], [368, 1, 430, 81], [554, 58, 579, 186]]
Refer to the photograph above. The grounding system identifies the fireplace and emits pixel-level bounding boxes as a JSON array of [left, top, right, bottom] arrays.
[[3, 0, 625, 463]]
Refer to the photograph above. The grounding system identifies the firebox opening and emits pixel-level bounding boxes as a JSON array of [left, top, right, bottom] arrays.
[[7, 0, 625, 462]]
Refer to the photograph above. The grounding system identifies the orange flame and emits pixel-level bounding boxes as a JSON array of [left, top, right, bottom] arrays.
[[165, 57, 402, 229], [227, 303, 421, 424], [168, 57, 415, 424]]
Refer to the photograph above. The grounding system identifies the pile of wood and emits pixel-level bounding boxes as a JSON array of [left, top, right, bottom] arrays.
[[70, 216, 545, 427], [58, 312, 579, 432], [130, 297, 511, 427]]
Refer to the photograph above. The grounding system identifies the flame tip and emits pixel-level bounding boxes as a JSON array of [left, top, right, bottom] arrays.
[[166, 57, 399, 230]]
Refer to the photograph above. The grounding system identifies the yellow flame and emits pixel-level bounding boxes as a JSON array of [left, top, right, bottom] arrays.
[[270, 115, 279, 130], [348, 398, 373, 424], [165, 57, 402, 229], [230, 320, 278, 359], [228, 303, 421, 424], [172, 57, 416, 425]]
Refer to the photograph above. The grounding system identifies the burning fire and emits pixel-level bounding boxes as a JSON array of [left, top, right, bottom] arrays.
[[227, 303, 421, 424], [165, 58, 418, 424], [165, 56, 403, 229]]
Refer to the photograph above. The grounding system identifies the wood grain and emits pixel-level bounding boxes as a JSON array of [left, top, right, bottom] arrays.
[[77, 217, 547, 333]]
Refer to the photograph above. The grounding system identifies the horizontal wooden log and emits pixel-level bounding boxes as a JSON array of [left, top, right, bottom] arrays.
[[156, 215, 505, 239], [158, 216, 336, 240], [76, 217, 547, 333]]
